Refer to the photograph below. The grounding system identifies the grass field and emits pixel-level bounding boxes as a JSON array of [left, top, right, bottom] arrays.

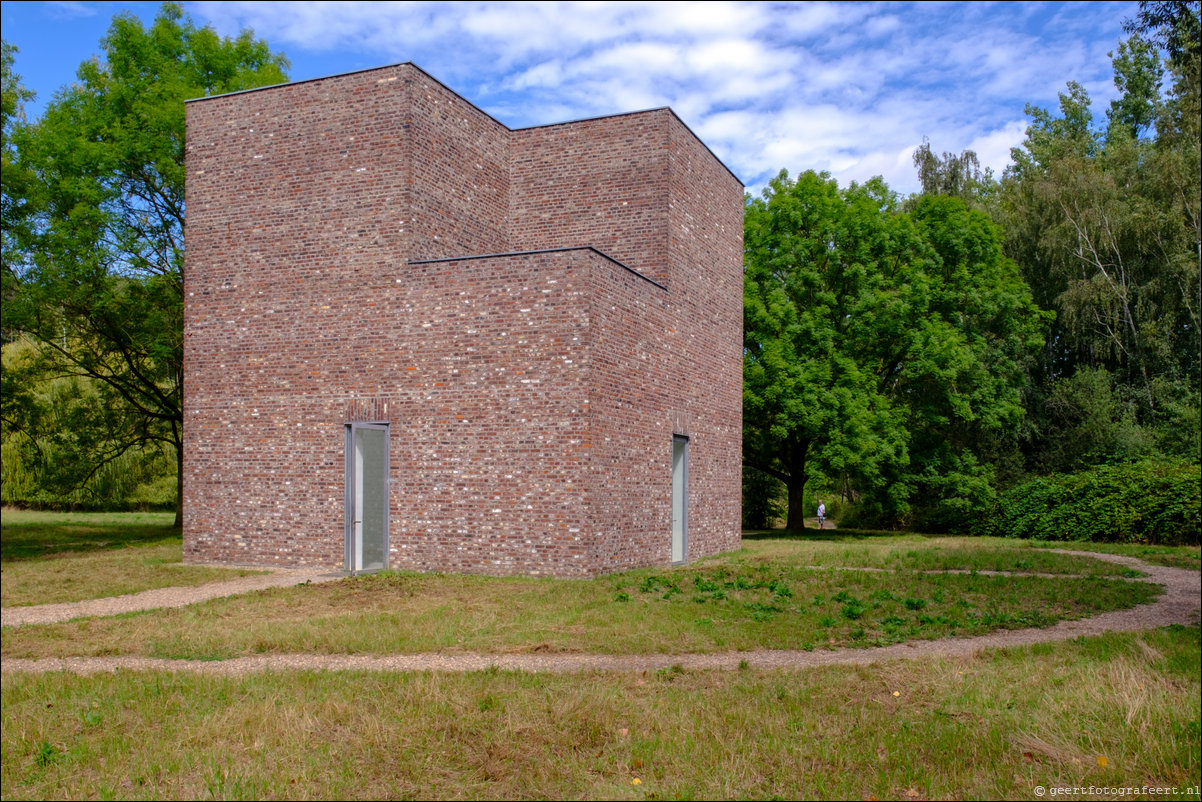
[[1, 513, 1199, 800], [3, 628, 1198, 800], [1, 532, 1170, 661], [0, 510, 263, 607]]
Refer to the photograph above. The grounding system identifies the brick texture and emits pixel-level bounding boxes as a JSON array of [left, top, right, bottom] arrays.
[[183, 63, 742, 576]]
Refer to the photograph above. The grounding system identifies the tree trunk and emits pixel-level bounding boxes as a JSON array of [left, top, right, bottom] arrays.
[[784, 439, 808, 531], [785, 475, 807, 531], [173, 440, 183, 529]]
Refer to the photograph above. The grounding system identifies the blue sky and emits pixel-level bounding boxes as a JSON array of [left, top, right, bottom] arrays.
[[2, 0, 1139, 194]]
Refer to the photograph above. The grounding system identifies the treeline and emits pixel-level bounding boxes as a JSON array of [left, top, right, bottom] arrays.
[[2, 2, 1198, 542], [745, 2, 1201, 542]]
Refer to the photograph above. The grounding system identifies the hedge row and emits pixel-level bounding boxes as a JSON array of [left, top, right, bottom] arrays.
[[987, 460, 1200, 545]]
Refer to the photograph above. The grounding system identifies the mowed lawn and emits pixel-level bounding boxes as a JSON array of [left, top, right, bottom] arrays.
[[1, 512, 1199, 800]]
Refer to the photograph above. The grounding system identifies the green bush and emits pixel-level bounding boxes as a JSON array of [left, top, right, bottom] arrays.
[[989, 460, 1201, 545]]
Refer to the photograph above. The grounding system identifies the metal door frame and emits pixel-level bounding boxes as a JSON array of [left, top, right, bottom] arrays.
[[671, 434, 689, 564], [344, 422, 390, 573]]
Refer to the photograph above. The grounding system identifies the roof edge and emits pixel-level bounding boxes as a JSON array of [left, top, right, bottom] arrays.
[[186, 61, 742, 185]]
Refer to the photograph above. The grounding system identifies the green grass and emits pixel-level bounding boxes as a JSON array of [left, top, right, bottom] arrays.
[[1, 536, 1161, 661], [2, 626, 1198, 800], [740, 532, 1155, 575], [0, 509, 180, 560], [1028, 539, 1202, 571], [1, 510, 264, 607], [2, 519, 1196, 799]]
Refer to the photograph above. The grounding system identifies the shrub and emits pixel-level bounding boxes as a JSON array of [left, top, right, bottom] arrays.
[[988, 460, 1200, 545]]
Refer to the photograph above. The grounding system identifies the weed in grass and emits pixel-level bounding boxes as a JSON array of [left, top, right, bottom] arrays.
[[655, 664, 686, 682], [35, 741, 59, 768], [840, 600, 865, 620]]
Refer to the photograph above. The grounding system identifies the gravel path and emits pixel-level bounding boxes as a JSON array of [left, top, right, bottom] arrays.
[[2, 550, 1198, 676], [0, 567, 345, 628]]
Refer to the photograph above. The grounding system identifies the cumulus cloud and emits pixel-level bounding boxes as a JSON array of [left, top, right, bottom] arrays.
[[191, 0, 1136, 194]]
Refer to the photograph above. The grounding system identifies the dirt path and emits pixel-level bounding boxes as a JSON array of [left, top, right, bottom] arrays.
[[2, 550, 1197, 676], [0, 567, 345, 628]]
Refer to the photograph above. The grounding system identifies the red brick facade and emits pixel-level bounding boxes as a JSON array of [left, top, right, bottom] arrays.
[[183, 63, 742, 576]]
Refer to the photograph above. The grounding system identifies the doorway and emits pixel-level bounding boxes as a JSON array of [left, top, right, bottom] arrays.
[[345, 422, 389, 572], [671, 435, 688, 564]]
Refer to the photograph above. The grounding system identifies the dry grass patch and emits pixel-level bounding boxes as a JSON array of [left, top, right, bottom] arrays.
[[2, 626, 1197, 800]]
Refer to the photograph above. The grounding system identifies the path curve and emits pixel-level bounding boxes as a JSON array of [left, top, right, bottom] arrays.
[[2, 550, 1198, 675]]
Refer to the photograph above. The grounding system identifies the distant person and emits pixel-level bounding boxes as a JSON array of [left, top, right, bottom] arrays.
[[817, 501, 826, 529]]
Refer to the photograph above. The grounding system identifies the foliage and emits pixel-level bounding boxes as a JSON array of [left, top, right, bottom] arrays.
[[911, 137, 996, 206], [1, 41, 35, 310], [743, 171, 912, 528], [0, 4, 288, 521], [741, 465, 785, 529], [998, 13, 1201, 475], [2, 339, 176, 510], [744, 171, 1044, 531], [989, 460, 1201, 545], [1125, 1, 1202, 70]]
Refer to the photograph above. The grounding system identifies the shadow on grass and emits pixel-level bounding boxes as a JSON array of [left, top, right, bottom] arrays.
[[1, 513, 178, 562], [742, 527, 947, 542]]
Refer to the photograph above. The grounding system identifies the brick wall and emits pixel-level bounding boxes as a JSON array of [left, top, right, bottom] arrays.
[[184, 62, 742, 575], [510, 112, 670, 284]]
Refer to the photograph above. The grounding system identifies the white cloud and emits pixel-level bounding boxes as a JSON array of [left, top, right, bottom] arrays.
[[965, 120, 1034, 175], [45, 1, 98, 19], [190, 0, 1140, 194]]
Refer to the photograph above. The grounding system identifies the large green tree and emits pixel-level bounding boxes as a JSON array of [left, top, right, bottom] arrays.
[[743, 172, 912, 529], [1, 3, 288, 523], [2, 41, 34, 312], [744, 171, 1043, 530], [998, 12, 1201, 470]]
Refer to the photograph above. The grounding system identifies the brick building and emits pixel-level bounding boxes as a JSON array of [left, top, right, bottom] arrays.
[[183, 63, 743, 576]]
